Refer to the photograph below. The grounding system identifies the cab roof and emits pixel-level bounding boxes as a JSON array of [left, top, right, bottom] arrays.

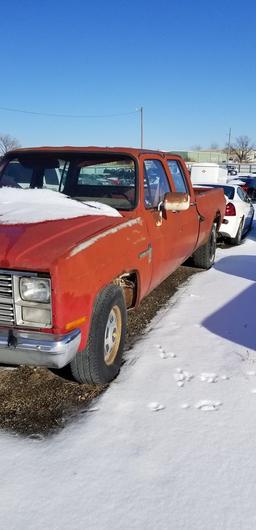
[[5, 146, 184, 161]]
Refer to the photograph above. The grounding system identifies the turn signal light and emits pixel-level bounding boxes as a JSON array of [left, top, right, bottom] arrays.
[[225, 202, 236, 216]]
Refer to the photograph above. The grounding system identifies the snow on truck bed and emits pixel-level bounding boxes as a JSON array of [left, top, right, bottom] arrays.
[[0, 188, 121, 224]]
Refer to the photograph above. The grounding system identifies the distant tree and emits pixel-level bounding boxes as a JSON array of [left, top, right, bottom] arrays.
[[229, 135, 255, 162], [210, 142, 219, 150], [191, 144, 202, 151], [0, 133, 20, 156]]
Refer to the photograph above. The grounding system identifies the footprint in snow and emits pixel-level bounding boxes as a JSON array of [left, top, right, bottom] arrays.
[[159, 351, 177, 359], [200, 373, 218, 383], [195, 400, 222, 411], [156, 344, 177, 359], [200, 373, 229, 383], [173, 369, 194, 388], [148, 402, 165, 412], [180, 403, 190, 409]]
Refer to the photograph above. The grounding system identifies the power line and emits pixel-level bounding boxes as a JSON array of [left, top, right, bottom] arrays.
[[0, 106, 139, 119]]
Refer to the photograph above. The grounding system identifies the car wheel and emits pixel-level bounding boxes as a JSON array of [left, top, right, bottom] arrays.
[[192, 224, 217, 269], [70, 284, 127, 385], [248, 216, 254, 232], [231, 218, 244, 245]]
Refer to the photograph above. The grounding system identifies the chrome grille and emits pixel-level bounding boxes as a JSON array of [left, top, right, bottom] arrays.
[[0, 274, 14, 325]]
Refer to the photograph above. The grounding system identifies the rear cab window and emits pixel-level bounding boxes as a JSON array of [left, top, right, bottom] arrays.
[[167, 160, 188, 193], [65, 158, 136, 210]]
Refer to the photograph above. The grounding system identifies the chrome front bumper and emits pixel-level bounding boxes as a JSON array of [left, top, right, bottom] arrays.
[[0, 328, 81, 369]]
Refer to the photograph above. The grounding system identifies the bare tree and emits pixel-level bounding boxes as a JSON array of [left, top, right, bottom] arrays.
[[210, 142, 219, 150], [191, 144, 202, 151], [229, 135, 255, 162], [0, 133, 20, 156]]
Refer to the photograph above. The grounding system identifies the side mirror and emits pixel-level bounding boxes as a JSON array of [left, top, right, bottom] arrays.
[[163, 192, 190, 212]]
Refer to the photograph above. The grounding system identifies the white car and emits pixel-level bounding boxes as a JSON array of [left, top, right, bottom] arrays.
[[198, 183, 254, 245]]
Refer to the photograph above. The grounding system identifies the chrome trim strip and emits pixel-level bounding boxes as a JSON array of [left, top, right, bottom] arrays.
[[0, 328, 81, 369], [138, 243, 152, 263], [69, 217, 142, 257], [0, 269, 39, 277]]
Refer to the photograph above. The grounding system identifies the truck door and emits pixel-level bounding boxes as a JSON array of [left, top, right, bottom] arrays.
[[142, 157, 184, 291], [167, 159, 199, 258]]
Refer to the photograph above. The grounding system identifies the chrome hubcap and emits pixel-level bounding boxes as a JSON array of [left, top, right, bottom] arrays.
[[104, 306, 122, 365]]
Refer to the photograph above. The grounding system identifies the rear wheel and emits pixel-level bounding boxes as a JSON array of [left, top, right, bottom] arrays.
[[248, 215, 254, 232], [192, 224, 217, 269], [70, 284, 127, 385], [231, 218, 243, 245]]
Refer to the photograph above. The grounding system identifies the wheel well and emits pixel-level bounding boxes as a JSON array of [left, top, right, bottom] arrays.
[[113, 272, 138, 309]]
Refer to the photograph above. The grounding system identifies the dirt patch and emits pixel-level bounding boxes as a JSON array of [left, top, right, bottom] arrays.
[[0, 264, 198, 437], [0, 365, 103, 437]]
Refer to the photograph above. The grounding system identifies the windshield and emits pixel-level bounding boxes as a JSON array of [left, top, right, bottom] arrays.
[[0, 154, 137, 211]]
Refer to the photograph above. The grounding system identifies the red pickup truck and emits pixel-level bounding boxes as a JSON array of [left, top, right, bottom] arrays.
[[0, 147, 226, 384]]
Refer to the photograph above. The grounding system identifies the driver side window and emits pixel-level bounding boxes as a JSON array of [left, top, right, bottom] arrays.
[[144, 160, 171, 209]]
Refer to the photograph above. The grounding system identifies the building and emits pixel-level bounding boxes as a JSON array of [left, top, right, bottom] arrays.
[[171, 150, 227, 164]]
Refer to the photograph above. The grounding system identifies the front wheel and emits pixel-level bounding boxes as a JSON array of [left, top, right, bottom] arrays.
[[192, 224, 217, 269], [70, 284, 127, 385]]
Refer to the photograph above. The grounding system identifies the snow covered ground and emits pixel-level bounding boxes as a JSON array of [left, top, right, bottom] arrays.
[[1, 222, 256, 530]]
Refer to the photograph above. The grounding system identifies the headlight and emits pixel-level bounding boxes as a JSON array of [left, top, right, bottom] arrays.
[[19, 277, 51, 303], [21, 307, 52, 325]]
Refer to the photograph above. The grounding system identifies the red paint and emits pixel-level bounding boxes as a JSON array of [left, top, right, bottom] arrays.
[[0, 147, 226, 351]]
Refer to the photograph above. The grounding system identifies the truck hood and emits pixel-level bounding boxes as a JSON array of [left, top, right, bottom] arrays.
[[0, 215, 126, 271], [0, 188, 125, 271]]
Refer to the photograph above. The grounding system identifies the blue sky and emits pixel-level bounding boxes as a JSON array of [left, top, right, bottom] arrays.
[[1, 0, 255, 150]]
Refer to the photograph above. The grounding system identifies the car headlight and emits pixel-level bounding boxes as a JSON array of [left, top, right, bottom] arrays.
[[19, 277, 51, 303]]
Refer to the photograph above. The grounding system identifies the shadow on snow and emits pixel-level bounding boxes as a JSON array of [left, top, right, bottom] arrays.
[[202, 254, 256, 350]]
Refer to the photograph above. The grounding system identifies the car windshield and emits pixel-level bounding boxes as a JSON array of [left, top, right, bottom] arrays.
[[0, 154, 137, 211], [239, 178, 256, 186]]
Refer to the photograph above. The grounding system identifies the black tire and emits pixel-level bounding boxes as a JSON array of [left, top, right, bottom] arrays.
[[231, 218, 243, 245], [70, 284, 127, 385], [192, 224, 217, 269], [248, 215, 254, 232]]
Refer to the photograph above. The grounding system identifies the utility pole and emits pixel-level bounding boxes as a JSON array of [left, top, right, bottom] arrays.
[[140, 106, 144, 149], [227, 127, 231, 163]]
